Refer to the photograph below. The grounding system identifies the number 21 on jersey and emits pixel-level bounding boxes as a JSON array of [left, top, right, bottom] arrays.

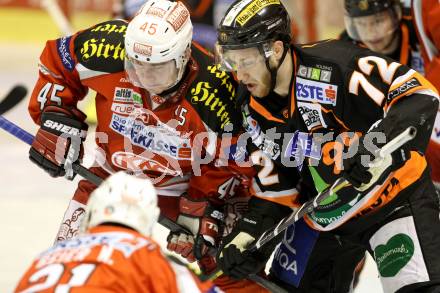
[[20, 263, 96, 293]]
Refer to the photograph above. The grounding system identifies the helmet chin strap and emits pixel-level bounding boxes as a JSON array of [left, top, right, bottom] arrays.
[[259, 42, 289, 93]]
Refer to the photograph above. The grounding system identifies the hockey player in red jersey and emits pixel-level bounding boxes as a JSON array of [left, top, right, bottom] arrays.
[[412, 0, 440, 187], [15, 172, 216, 293], [214, 0, 440, 292], [26, 0, 268, 291], [412, 0, 440, 90]]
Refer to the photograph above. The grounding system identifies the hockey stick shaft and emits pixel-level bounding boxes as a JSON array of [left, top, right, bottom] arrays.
[[1, 115, 286, 292], [206, 126, 417, 283], [0, 114, 283, 289], [0, 115, 104, 186], [42, 0, 73, 36], [0, 115, 190, 234], [249, 126, 417, 252]]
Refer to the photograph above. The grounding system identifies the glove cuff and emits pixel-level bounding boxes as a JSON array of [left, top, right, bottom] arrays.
[[41, 109, 88, 139], [179, 195, 225, 221]]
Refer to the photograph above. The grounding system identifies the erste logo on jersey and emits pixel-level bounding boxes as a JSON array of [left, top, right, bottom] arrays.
[[112, 151, 182, 176], [298, 102, 327, 130], [110, 113, 192, 160], [296, 77, 337, 106]]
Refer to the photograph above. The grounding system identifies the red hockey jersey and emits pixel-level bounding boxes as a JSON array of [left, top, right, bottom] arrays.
[[28, 19, 254, 221], [14, 225, 215, 293]]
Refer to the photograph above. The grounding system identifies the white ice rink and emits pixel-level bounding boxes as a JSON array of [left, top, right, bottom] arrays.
[[0, 43, 384, 292]]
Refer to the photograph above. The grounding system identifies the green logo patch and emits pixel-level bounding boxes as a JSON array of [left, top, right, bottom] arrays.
[[132, 93, 142, 105], [374, 233, 414, 277], [311, 68, 321, 80]]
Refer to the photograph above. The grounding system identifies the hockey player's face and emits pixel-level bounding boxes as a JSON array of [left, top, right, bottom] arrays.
[[126, 57, 178, 94], [223, 47, 271, 97], [352, 10, 399, 54]]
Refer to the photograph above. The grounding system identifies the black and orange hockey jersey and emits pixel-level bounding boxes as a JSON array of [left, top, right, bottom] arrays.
[[244, 39, 438, 232], [339, 6, 440, 186]]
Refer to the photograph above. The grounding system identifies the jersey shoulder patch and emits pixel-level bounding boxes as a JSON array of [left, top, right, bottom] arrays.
[[73, 20, 127, 74], [186, 43, 241, 134]]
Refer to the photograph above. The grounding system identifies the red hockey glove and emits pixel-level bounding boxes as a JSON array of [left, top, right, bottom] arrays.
[[197, 253, 218, 275], [29, 105, 88, 179], [167, 195, 224, 264]]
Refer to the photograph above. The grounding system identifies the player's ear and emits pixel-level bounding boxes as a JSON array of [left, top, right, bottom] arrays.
[[272, 40, 285, 61], [394, 5, 402, 21], [185, 47, 191, 59]]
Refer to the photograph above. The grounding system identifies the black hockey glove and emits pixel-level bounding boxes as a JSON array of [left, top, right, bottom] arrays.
[[342, 121, 410, 191], [29, 105, 88, 179], [217, 197, 291, 280]]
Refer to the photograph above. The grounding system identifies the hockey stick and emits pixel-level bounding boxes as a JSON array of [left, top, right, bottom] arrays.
[[42, 0, 74, 36], [0, 85, 28, 115], [0, 115, 288, 292], [206, 126, 417, 282], [0, 115, 190, 234]]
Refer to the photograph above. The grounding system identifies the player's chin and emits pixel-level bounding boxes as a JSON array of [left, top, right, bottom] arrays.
[[249, 85, 269, 98], [147, 85, 167, 95], [366, 39, 386, 51]]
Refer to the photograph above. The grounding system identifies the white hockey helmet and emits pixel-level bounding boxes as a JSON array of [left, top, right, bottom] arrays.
[[80, 172, 160, 237], [124, 0, 193, 95]]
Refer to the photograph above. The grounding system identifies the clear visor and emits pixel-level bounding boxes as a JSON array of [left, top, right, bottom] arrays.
[[214, 43, 268, 72], [125, 56, 178, 95], [344, 9, 399, 43]]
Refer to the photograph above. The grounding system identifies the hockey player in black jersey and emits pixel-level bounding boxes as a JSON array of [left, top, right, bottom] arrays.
[[214, 0, 440, 292], [340, 0, 425, 73]]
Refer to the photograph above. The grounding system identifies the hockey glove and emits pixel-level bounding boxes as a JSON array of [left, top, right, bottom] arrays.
[[167, 195, 224, 264], [343, 122, 410, 191], [217, 197, 292, 280], [29, 105, 88, 179]]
